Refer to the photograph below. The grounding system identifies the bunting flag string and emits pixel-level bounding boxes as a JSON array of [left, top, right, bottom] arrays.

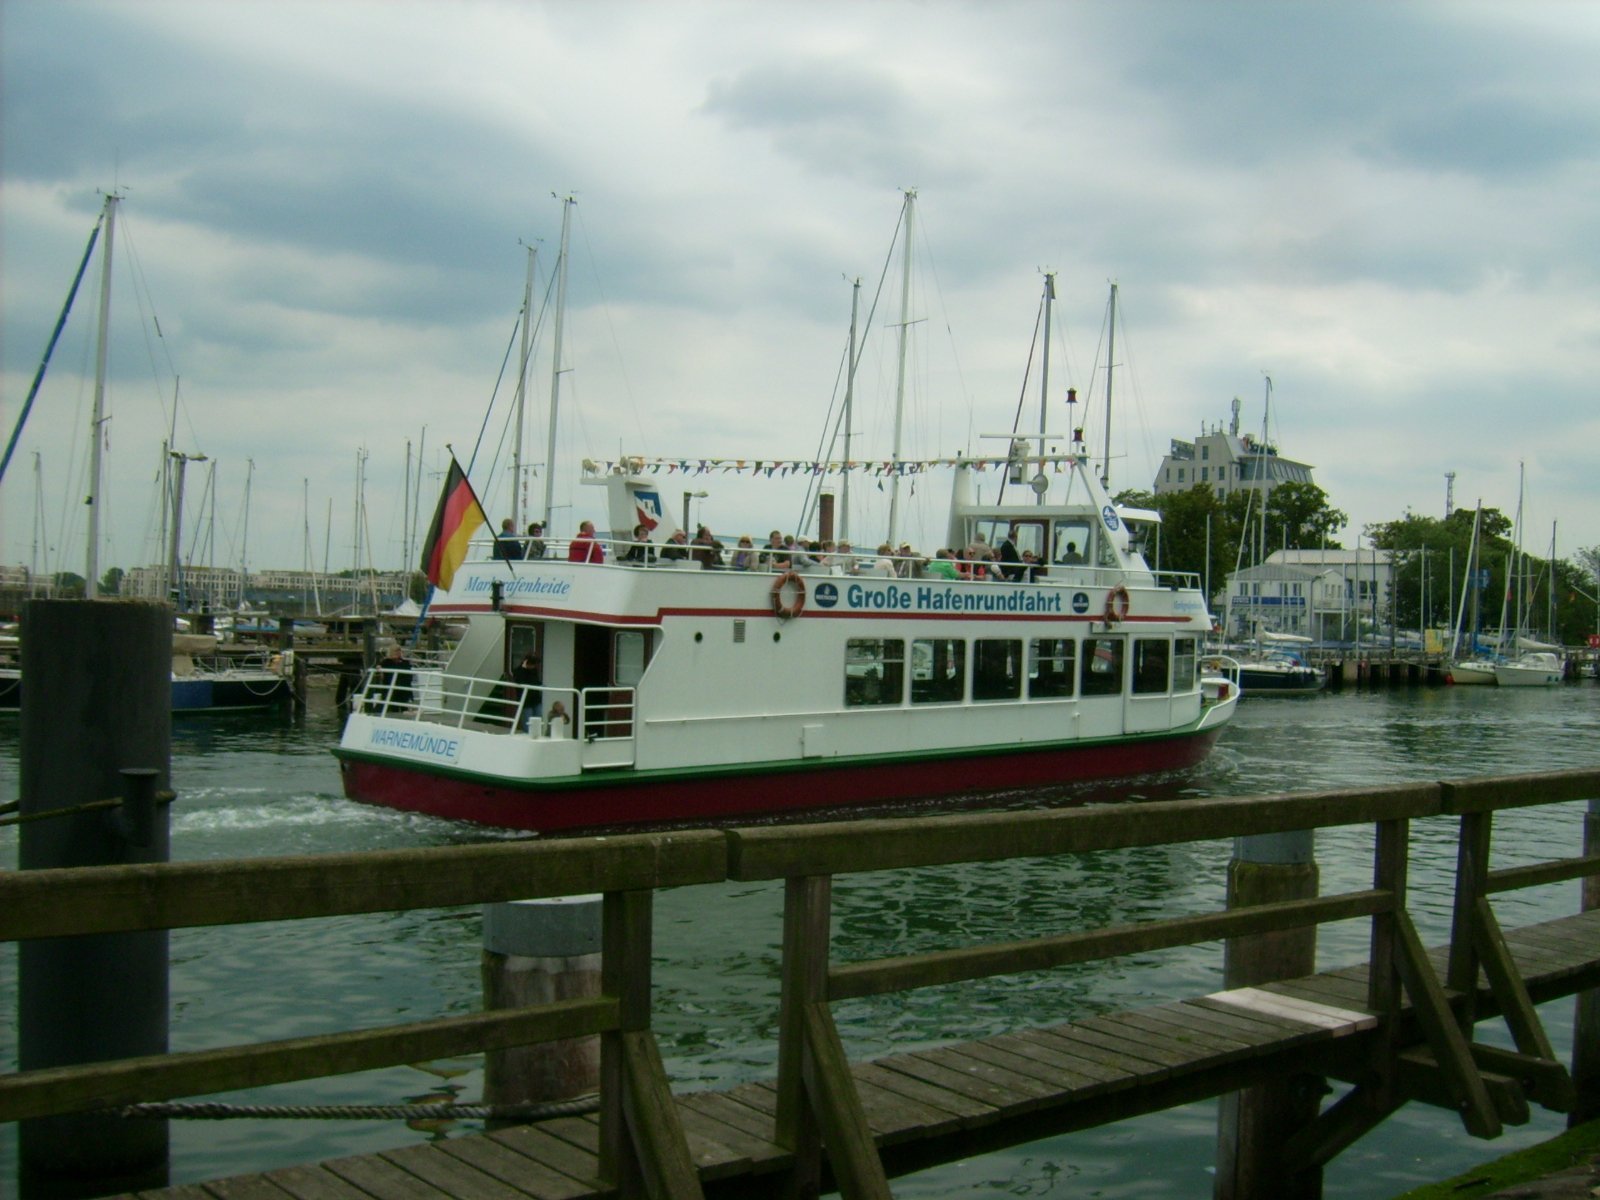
[[581, 455, 1082, 480]]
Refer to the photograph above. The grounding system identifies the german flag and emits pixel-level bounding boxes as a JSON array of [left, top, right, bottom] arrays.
[[420, 458, 488, 591]]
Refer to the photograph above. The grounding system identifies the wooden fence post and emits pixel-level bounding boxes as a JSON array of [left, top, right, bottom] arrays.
[[1573, 797, 1600, 1125], [1214, 829, 1322, 1200], [18, 598, 172, 1198]]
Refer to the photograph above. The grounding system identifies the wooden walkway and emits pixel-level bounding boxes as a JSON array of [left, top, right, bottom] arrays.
[[112, 909, 1600, 1200]]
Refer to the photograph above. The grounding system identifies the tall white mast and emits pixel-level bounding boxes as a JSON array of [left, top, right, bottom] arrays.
[[842, 277, 860, 543], [1100, 282, 1117, 490], [887, 189, 916, 545], [85, 192, 119, 596], [543, 196, 574, 530], [1038, 273, 1055, 501], [512, 244, 536, 530]]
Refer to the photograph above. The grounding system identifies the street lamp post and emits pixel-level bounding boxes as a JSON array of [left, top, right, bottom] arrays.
[[682, 490, 707, 534]]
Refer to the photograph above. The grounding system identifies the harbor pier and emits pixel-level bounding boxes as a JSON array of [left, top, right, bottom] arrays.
[[2, 766, 1597, 1199]]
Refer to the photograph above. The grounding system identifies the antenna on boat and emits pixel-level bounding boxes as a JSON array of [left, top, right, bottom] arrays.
[[85, 192, 121, 597]]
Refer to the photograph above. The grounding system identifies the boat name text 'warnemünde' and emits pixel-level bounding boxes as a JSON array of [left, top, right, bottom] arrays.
[[369, 727, 462, 763]]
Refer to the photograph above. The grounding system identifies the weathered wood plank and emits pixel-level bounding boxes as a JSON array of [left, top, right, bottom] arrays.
[[849, 1062, 1001, 1128], [1200, 987, 1376, 1034], [0, 831, 730, 939], [201, 1179, 297, 1200], [256, 1164, 377, 1200], [726, 784, 1443, 880], [1134, 1002, 1291, 1050], [873, 1050, 1042, 1113], [975, 1031, 1128, 1093], [677, 1092, 780, 1145], [436, 1134, 592, 1199], [849, 1074, 968, 1141], [483, 1126, 603, 1192], [320, 1152, 461, 1200], [379, 1144, 537, 1200], [0, 998, 620, 1123]]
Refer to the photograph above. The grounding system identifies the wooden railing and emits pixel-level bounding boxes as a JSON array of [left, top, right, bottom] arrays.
[[2, 766, 1597, 1199]]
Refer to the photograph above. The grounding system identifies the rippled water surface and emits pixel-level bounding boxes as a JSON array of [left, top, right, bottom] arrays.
[[2, 682, 1598, 1197]]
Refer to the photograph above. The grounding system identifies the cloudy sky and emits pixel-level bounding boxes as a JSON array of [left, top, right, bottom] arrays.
[[3, 0, 1598, 587]]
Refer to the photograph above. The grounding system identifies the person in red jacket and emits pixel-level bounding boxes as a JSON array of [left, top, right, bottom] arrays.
[[567, 520, 605, 563]]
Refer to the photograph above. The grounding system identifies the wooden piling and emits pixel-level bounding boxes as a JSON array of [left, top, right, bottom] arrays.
[[17, 599, 172, 1197], [481, 897, 602, 1113], [1214, 831, 1322, 1200]]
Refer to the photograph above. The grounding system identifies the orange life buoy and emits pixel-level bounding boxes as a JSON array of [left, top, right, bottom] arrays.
[[771, 571, 806, 619], [1104, 584, 1130, 624]]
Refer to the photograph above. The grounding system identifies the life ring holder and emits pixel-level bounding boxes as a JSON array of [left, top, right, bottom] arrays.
[[1104, 584, 1131, 625], [771, 571, 806, 620]]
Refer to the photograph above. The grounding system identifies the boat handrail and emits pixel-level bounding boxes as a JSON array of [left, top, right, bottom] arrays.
[[356, 667, 583, 737], [460, 534, 1199, 592]]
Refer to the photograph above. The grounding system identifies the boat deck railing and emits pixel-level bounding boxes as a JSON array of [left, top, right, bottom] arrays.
[[356, 668, 634, 744], [463, 535, 1203, 593]]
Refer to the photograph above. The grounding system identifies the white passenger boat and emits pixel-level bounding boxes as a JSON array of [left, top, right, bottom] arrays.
[[335, 439, 1239, 833]]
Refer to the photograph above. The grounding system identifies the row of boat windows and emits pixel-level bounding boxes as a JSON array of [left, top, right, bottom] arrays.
[[844, 636, 1200, 707]]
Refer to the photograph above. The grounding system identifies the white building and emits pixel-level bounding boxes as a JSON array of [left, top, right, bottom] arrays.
[[1154, 397, 1315, 502], [1223, 548, 1394, 644]]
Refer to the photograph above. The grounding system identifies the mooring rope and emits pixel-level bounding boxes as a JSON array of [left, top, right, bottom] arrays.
[[0, 790, 176, 828], [115, 1095, 601, 1122]]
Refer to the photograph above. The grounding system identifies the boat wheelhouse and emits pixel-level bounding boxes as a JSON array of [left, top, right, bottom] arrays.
[[335, 443, 1237, 833]]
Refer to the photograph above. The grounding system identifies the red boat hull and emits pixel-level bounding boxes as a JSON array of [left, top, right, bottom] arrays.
[[336, 727, 1224, 834]]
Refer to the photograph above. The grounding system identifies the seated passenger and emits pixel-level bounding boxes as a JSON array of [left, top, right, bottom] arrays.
[[659, 529, 691, 561], [567, 520, 605, 563], [619, 524, 656, 565], [691, 525, 725, 569], [729, 536, 757, 571], [925, 548, 960, 580], [524, 521, 547, 559], [492, 518, 525, 560]]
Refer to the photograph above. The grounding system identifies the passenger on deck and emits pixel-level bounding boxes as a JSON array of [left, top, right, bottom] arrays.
[[524, 522, 546, 560], [620, 524, 656, 565], [510, 650, 542, 731], [378, 641, 414, 708], [493, 519, 525, 560], [759, 530, 789, 571], [567, 520, 605, 563], [925, 548, 960, 580], [1058, 540, 1084, 564], [835, 541, 859, 575], [691, 525, 725, 569], [1021, 549, 1047, 582], [659, 529, 691, 561], [869, 543, 898, 577], [996, 528, 1025, 581], [729, 536, 757, 571]]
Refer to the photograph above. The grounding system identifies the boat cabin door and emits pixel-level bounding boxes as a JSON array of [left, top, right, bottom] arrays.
[[573, 625, 651, 741]]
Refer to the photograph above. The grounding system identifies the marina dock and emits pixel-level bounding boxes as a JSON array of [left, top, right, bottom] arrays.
[[3, 766, 1597, 1199]]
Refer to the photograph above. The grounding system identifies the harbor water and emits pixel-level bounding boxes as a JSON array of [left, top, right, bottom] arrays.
[[2, 681, 1598, 1197]]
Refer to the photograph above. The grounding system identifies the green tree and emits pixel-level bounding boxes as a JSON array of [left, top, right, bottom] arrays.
[[52, 572, 86, 598], [1263, 482, 1347, 551], [99, 566, 125, 596]]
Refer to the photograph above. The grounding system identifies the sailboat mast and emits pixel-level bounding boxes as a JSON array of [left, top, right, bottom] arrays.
[[512, 244, 536, 531], [1038, 273, 1055, 501], [887, 189, 916, 545], [543, 196, 574, 531], [85, 193, 119, 596], [1100, 282, 1117, 490], [842, 277, 860, 543]]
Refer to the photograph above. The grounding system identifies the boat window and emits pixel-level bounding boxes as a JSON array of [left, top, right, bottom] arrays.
[[1132, 638, 1170, 694], [507, 623, 542, 673], [1053, 522, 1091, 565], [1173, 637, 1197, 691], [1028, 638, 1076, 698], [845, 638, 904, 707], [1080, 636, 1125, 696], [614, 630, 650, 686], [911, 638, 966, 704], [973, 639, 1022, 701]]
